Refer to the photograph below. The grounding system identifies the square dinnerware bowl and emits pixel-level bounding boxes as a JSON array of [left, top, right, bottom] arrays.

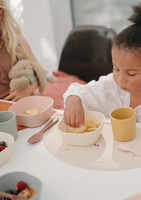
[[9, 96, 54, 127], [0, 131, 14, 167], [58, 110, 105, 146], [0, 171, 42, 200]]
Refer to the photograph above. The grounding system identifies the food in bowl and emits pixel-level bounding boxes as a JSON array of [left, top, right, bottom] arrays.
[[0, 132, 14, 167], [1, 181, 37, 199], [67, 115, 100, 133], [0, 171, 42, 200], [26, 108, 40, 115], [9, 96, 54, 127], [0, 141, 7, 152], [58, 111, 105, 146], [18, 187, 36, 198]]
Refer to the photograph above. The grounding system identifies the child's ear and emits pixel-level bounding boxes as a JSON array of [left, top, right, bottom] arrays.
[[0, 9, 4, 21]]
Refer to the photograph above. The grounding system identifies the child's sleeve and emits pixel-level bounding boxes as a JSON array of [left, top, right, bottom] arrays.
[[63, 73, 115, 112], [63, 79, 102, 111]]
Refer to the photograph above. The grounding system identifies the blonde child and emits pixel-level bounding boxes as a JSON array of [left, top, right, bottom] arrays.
[[0, 0, 42, 101], [63, 3, 141, 127]]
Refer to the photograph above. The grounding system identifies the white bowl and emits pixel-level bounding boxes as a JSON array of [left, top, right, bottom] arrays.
[[0, 131, 14, 167], [9, 96, 54, 127], [58, 111, 105, 146], [0, 171, 42, 200]]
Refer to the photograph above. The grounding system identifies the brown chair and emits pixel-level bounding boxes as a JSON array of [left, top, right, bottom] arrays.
[[58, 25, 116, 82]]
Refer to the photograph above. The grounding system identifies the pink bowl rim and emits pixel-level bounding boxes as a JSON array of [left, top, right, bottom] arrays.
[[9, 96, 54, 117]]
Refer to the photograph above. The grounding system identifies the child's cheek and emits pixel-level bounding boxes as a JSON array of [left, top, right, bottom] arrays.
[[113, 72, 118, 84]]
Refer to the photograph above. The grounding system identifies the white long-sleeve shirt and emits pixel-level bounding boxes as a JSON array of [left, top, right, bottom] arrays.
[[63, 73, 141, 123]]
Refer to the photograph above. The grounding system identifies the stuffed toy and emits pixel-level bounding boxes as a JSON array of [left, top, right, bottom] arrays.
[[8, 59, 57, 94]]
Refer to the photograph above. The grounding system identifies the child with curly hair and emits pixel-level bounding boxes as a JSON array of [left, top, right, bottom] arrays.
[[63, 3, 141, 127]]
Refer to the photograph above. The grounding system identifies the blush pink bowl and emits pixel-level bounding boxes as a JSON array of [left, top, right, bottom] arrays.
[[9, 96, 54, 127]]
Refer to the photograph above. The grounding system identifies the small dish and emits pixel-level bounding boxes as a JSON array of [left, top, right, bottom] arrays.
[[58, 110, 105, 146], [0, 171, 42, 200], [9, 96, 54, 127], [0, 131, 14, 167]]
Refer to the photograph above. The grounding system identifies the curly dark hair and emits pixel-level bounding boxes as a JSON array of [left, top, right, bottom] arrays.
[[112, 3, 141, 54]]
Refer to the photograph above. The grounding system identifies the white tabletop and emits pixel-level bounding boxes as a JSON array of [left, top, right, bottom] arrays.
[[0, 109, 141, 200]]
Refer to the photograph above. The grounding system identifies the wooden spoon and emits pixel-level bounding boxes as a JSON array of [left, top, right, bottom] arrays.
[[118, 143, 141, 157], [28, 117, 59, 144], [0, 191, 27, 200]]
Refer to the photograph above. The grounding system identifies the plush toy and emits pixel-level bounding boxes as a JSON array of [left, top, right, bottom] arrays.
[[9, 59, 47, 94]]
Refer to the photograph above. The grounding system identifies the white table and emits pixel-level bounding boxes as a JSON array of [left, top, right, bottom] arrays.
[[0, 109, 141, 200]]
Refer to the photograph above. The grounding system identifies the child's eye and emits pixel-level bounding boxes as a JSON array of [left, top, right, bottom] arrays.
[[128, 73, 136, 77], [113, 67, 119, 71]]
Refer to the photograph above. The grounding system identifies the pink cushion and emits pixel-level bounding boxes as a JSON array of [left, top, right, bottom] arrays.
[[34, 71, 87, 110]]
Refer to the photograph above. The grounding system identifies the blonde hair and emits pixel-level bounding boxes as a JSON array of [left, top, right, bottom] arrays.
[[0, 0, 30, 65]]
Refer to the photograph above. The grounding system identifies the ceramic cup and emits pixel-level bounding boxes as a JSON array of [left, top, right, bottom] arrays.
[[110, 107, 136, 142], [0, 111, 18, 140]]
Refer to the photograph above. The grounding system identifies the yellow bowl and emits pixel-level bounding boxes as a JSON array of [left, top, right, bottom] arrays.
[[58, 111, 105, 146], [9, 96, 54, 127]]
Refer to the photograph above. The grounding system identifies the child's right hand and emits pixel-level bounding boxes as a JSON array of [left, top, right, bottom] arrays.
[[64, 96, 85, 128]]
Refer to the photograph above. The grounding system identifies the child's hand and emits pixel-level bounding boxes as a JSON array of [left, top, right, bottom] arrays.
[[64, 96, 85, 128], [3, 79, 38, 102], [3, 88, 31, 102]]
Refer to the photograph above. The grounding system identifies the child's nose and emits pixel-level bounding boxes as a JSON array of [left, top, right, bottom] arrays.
[[119, 73, 126, 83]]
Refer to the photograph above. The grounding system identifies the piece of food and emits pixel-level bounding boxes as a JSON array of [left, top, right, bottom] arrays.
[[14, 189, 21, 195], [67, 115, 100, 134], [17, 181, 27, 190], [6, 189, 13, 194], [84, 115, 100, 127], [0, 141, 6, 146], [68, 126, 87, 133], [18, 187, 30, 198], [0, 145, 5, 151], [27, 187, 37, 199], [0, 141, 7, 152], [26, 108, 39, 115], [18, 187, 37, 199], [85, 127, 97, 132]]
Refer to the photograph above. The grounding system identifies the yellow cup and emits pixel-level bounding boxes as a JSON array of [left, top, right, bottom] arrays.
[[110, 107, 136, 141]]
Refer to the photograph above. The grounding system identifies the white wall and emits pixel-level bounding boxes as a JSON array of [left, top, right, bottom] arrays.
[[7, 0, 73, 73], [49, 0, 73, 61]]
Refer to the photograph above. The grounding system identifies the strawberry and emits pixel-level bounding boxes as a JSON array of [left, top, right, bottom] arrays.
[[0, 145, 5, 151], [17, 181, 27, 190]]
